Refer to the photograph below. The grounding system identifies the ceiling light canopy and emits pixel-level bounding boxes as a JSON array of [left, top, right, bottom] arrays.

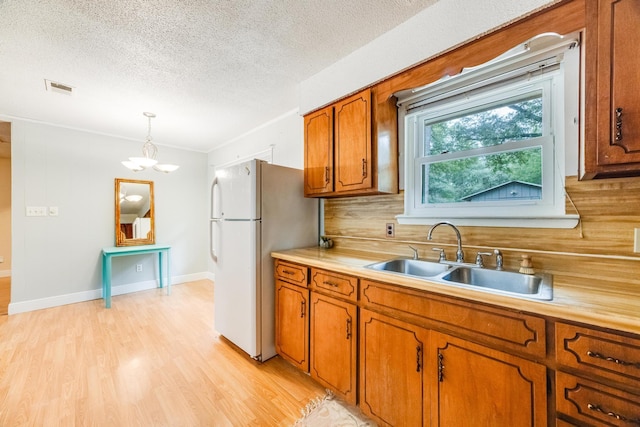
[[122, 112, 179, 173]]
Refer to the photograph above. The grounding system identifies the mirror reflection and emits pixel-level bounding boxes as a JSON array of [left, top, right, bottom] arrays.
[[115, 178, 155, 246]]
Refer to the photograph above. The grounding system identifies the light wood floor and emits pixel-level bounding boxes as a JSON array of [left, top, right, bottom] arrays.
[[0, 276, 10, 315], [0, 280, 325, 426]]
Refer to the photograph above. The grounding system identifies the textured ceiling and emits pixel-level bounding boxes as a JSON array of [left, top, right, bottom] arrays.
[[0, 0, 438, 152]]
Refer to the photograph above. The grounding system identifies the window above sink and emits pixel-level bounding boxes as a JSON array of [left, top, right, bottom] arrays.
[[396, 33, 581, 229]]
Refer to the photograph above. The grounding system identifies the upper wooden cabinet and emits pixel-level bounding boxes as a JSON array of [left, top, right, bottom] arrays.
[[304, 105, 334, 195], [583, 0, 640, 178], [304, 88, 398, 198], [334, 91, 372, 193]]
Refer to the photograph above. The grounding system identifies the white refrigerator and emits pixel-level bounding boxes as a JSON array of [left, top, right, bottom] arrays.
[[210, 159, 318, 361]]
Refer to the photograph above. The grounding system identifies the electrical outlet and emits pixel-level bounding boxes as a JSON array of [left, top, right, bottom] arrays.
[[48, 206, 59, 216], [386, 223, 395, 238], [136, 264, 143, 272], [635, 228, 640, 253]]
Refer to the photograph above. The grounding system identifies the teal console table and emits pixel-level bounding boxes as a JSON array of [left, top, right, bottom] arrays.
[[102, 244, 171, 308]]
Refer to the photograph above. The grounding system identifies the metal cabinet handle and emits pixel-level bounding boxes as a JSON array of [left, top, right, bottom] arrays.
[[587, 350, 640, 368], [362, 158, 367, 177], [587, 403, 640, 424], [438, 352, 444, 381], [300, 301, 306, 318], [282, 269, 295, 275], [416, 345, 422, 372], [615, 107, 623, 141], [346, 318, 352, 340], [325, 166, 330, 183], [322, 280, 339, 288]]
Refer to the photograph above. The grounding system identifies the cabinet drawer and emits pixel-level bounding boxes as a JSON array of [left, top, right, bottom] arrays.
[[361, 279, 546, 358], [556, 322, 640, 384], [274, 260, 308, 287], [310, 269, 358, 302], [556, 371, 640, 427]]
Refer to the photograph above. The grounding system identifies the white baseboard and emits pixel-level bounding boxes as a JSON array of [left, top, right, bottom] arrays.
[[205, 271, 215, 282], [7, 272, 210, 315], [0, 270, 11, 278]]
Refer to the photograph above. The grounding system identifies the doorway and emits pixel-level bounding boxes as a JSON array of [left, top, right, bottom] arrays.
[[0, 120, 11, 315]]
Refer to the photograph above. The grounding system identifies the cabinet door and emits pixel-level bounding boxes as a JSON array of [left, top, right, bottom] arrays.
[[309, 293, 357, 405], [359, 309, 429, 427], [585, 0, 640, 176], [275, 280, 309, 371], [430, 331, 547, 427], [334, 90, 372, 193], [304, 105, 334, 196]]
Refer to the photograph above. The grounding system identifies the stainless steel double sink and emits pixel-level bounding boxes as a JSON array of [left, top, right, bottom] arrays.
[[365, 258, 552, 300]]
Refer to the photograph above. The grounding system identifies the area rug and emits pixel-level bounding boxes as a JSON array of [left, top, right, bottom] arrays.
[[294, 390, 377, 426]]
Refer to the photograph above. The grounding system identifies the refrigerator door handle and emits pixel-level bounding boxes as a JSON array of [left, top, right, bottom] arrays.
[[210, 176, 219, 219], [210, 219, 220, 261]]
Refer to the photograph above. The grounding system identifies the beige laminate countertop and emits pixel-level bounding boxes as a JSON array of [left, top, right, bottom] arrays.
[[272, 247, 640, 336]]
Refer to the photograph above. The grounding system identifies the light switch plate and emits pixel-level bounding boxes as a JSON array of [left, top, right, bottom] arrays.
[[26, 206, 47, 216]]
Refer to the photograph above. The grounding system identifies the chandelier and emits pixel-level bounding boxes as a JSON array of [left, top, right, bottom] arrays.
[[121, 112, 179, 173]]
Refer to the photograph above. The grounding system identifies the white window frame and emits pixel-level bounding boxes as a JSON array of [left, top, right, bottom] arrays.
[[396, 33, 581, 228]]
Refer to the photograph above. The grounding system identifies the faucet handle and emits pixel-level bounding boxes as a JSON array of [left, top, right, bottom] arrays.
[[493, 249, 504, 270], [475, 252, 493, 268], [432, 247, 447, 262], [408, 245, 419, 260]]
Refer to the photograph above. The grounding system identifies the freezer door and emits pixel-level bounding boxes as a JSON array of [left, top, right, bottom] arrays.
[[213, 220, 261, 359], [215, 160, 260, 220]]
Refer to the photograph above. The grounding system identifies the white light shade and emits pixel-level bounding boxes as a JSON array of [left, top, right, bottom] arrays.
[[121, 160, 144, 172], [129, 157, 158, 168], [122, 113, 179, 173], [124, 194, 143, 202], [153, 164, 180, 173]]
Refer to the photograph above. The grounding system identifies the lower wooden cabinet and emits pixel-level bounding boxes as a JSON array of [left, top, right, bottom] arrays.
[[430, 331, 548, 427], [556, 371, 640, 427], [309, 292, 357, 405], [275, 279, 309, 371], [359, 309, 430, 427], [274, 258, 640, 427], [555, 322, 640, 425]]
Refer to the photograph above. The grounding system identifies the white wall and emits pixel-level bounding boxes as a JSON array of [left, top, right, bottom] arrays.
[[299, 0, 558, 114], [9, 119, 209, 313], [207, 109, 304, 170]]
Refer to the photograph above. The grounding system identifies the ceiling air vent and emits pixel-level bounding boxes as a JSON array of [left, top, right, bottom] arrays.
[[44, 79, 74, 95]]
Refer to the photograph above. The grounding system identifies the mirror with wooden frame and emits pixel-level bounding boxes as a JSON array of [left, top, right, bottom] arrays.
[[115, 178, 155, 246]]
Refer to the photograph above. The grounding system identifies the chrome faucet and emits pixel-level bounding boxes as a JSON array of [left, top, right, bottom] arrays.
[[427, 221, 464, 263]]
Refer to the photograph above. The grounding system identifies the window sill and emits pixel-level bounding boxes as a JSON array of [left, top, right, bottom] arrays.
[[395, 214, 580, 229]]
